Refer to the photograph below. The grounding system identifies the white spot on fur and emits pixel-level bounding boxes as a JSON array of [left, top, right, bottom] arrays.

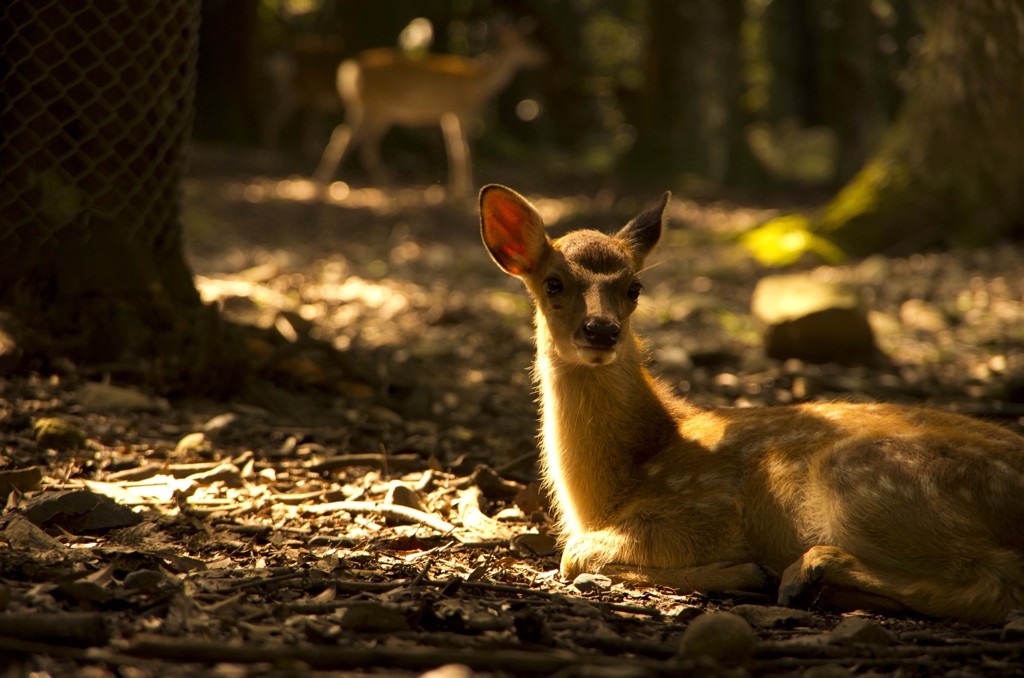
[[667, 475, 688, 491]]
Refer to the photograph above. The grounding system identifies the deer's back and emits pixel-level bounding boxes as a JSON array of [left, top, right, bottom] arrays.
[[638, 401, 1024, 572], [348, 50, 491, 123]]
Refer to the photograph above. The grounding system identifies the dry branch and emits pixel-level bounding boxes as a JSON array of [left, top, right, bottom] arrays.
[[299, 500, 459, 536], [309, 453, 423, 474], [0, 612, 109, 647]]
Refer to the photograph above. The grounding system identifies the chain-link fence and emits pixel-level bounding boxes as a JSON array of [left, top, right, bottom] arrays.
[[0, 0, 199, 253]]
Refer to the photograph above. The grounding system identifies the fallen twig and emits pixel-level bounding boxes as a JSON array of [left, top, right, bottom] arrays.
[[309, 454, 423, 474], [0, 612, 109, 647], [299, 500, 460, 537]]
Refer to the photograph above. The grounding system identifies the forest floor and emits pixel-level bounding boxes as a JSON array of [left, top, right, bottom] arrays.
[[3, 144, 1024, 676]]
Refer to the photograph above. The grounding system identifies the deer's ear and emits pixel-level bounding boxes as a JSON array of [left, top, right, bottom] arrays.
[[480, 184, 550, 276], [617, 191, 669, 264]]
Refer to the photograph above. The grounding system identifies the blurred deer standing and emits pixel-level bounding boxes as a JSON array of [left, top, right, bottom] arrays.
[[480, 184, 1024, 623], [311, 25, 545, 198]]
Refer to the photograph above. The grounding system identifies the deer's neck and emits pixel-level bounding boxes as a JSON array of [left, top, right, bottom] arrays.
[[534, 316, 684, 533]]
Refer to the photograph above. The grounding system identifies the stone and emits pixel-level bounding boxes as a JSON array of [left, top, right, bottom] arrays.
[[751, 273, 878, 364], [77, 382, 169, 412], [32, 417, 86, 451], [828, 616, 893, 646], [678, 611, 756, 667]]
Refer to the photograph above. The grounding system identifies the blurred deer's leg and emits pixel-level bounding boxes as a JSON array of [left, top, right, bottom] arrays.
[[441, 112, 471, 198], [313, 123, 352, 184], [357, 122, 391, 186]]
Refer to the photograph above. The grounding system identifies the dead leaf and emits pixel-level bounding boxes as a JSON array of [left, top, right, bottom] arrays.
[[2, 514, 65, 551], [21, 490, 143, 533], [0, 467, 42, 500], [510, 532, 557, 557]]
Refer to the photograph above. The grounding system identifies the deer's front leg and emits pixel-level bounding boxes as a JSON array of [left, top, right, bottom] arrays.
[[560, 530, 774, 594]]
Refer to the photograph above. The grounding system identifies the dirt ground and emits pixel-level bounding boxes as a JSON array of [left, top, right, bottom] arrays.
[[2, 144, 1024, 676]]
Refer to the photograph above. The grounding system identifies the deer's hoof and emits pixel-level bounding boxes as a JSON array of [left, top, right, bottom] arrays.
[[777, 556, 825, 608]]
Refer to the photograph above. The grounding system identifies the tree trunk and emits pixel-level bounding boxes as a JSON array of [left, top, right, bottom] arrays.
[[0, 1, 241, 392], [626, 0, 749, 182], [814, 0, 1024, 254]]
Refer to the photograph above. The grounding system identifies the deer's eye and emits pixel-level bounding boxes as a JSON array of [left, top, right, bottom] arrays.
[[544, 277, 564, 297], [627, 282, 643, 302]]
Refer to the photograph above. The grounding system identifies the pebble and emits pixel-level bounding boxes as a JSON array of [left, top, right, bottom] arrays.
[[678, 611, 756, 666], [828, 616, 893, 646], [32, 417, 86, 451]]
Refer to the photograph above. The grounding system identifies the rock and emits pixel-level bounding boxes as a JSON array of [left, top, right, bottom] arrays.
[[77, 382, 169, 412], [571, 573, 613, 593], [32, 417, 86, 451], [732, 604, 813, 629], [828, 616, 893, 646], [678, 612, 756, 667], [751, 273, 878, 364]]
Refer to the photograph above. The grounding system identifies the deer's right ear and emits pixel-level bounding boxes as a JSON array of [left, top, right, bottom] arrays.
[[480, 185, 550, 276]]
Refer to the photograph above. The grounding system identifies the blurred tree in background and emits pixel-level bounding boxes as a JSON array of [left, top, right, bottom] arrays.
[[807, 0, 1024, 255]]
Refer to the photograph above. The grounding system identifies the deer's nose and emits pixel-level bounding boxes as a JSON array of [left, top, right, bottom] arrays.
[[583, 318, 620, 348]]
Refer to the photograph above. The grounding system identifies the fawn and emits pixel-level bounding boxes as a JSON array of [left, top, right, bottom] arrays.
[[312, 26, 545, 198], [480, 184, 1024, 623]]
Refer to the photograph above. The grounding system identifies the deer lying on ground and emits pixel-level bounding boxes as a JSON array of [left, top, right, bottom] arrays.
[[313, 26, 545, 198], [479, 184, 1024, 623]]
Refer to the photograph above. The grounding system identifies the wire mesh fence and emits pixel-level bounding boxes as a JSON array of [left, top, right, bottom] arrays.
[[0, 0, 200, 253]]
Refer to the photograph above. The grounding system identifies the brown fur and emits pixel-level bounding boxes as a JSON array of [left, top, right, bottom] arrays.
[[480, 184, 1024, 623]]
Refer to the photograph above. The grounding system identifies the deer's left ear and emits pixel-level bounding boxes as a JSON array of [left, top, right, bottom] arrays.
[[617, 191, 669, 264]]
